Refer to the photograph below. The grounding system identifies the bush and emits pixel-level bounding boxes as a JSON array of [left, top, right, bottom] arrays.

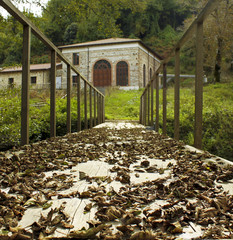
[[0, 84, 232, 161]]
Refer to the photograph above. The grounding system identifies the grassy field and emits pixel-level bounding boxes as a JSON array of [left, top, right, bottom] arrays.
[[104, 83, 233, 160], [0, 83, 232, 160], [104, 88, 143, 120]]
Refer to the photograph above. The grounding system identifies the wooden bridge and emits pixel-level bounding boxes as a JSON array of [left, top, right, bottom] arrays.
[[1, 0, 233, 239]]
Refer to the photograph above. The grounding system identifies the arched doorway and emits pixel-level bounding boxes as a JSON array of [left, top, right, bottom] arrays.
[[116, 61, 128, 86], [93, 60, 111, 87]]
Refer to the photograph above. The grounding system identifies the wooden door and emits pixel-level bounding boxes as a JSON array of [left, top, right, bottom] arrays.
[[93, 60, 111, 87]]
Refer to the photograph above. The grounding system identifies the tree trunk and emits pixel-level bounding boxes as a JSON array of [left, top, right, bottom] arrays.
[[214, 37, 223, 83]]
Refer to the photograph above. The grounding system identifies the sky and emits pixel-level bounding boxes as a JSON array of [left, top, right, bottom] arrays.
[[0, 0, 49, 18]]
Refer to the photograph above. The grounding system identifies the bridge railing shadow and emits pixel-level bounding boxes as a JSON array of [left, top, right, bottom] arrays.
[[140, 0, 218, 149], [0, 0, 105, 146]]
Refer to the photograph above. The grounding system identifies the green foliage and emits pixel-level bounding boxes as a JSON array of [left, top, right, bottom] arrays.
[[104, 88, 143, 120], [104, 84, 232, 161], [0, 88, 21, 149], [1, 83, 232, 160], [0, 0, 193, 66], [162, 83, 233, 161], [0, 88, 84, 150]]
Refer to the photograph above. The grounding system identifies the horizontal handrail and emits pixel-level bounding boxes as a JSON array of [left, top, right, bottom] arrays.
[[140, 0, 218, 149], [0, 0, 105, 146], [0, 0, 103, 97], [145, 0, 218, 89]]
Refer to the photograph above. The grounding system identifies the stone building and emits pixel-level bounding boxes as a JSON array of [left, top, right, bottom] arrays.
[[0, 63, 62, 89], [59, 38, 162, 89]]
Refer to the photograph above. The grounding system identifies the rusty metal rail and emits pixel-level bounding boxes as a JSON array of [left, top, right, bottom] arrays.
[[0, 0, 105, 146], [140, 0, 218, 149]]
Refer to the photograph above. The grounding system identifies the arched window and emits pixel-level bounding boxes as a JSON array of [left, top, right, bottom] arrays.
[[143, 64, 146, 87], [116, 61, 128, 86], [93, 60, 111, 87]]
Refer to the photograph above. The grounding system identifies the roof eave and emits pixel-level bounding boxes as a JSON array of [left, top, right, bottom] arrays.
[[58, 39, 141, 50]]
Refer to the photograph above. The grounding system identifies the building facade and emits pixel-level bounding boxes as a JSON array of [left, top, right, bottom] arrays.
[[59, 38, 162, 89], [0, 63, 62, 89]]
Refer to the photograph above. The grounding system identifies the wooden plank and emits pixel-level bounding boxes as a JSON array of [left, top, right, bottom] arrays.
[[194, 22, 204, 149], [163, 64, 167, 135], [50, 50, 56, 138], [174, 49, 180, 141], [67, 64, 71, 133], [155, 74, 159, 132], [21, 25, 31, 146], [77, 75, 81, 132]]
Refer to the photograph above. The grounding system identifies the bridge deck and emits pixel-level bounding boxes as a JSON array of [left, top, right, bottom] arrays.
[[0, 121, 233, 239]]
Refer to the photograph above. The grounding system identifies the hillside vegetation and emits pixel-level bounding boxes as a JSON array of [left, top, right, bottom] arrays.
[[1, 0, 232, 83]]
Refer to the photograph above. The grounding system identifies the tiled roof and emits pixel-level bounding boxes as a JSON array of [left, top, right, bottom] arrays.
[[59, 38, 141, 49], [0, 63, 62, 73], [59, 38, 163, 60]]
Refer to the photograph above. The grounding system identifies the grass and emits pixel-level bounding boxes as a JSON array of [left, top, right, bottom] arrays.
[[103, 83, 233, 160], [104, 87, 143, 120], [0, 82, 232, 160]]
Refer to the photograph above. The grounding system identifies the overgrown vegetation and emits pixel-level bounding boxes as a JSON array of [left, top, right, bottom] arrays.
[[0, 88, 86, 151], [104, 84, 233, 161], [1, 83, 232, 160]]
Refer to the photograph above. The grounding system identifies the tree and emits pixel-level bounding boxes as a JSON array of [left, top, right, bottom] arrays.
[[181, 0, 233, 82], [207, 0, 233, 82]]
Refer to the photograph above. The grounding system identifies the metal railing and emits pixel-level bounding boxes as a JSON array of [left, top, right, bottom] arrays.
[[140, 0, 218, 149], [0, 0, 105, 146]]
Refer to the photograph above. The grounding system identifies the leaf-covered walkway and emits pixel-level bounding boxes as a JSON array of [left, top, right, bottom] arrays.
[[0, 121, 233, 239]]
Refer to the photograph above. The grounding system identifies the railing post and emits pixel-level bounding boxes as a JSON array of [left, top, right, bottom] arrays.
[[155, 74, 159, 132], [89, 86, 93, 128], [194, 21, 204, 149], [97, 93, 101, 125], [151, 80, 154, 126], [140, 96, 142, 124], [102, 96, 105, 123], [163, 64, 167, 135], [67, 64, 71, 133], [100, 96, 103, 123], [144, 92, 147, 125], [50, 49, 56, 138], [77, 74, 81, 132], [94, 90, 96, 126], [21, 25, 31, 146], [147, 85, 150, 125], [174, 48, 180, 140], [141, 95, 144, 125], [84, 81, 88, 129]]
